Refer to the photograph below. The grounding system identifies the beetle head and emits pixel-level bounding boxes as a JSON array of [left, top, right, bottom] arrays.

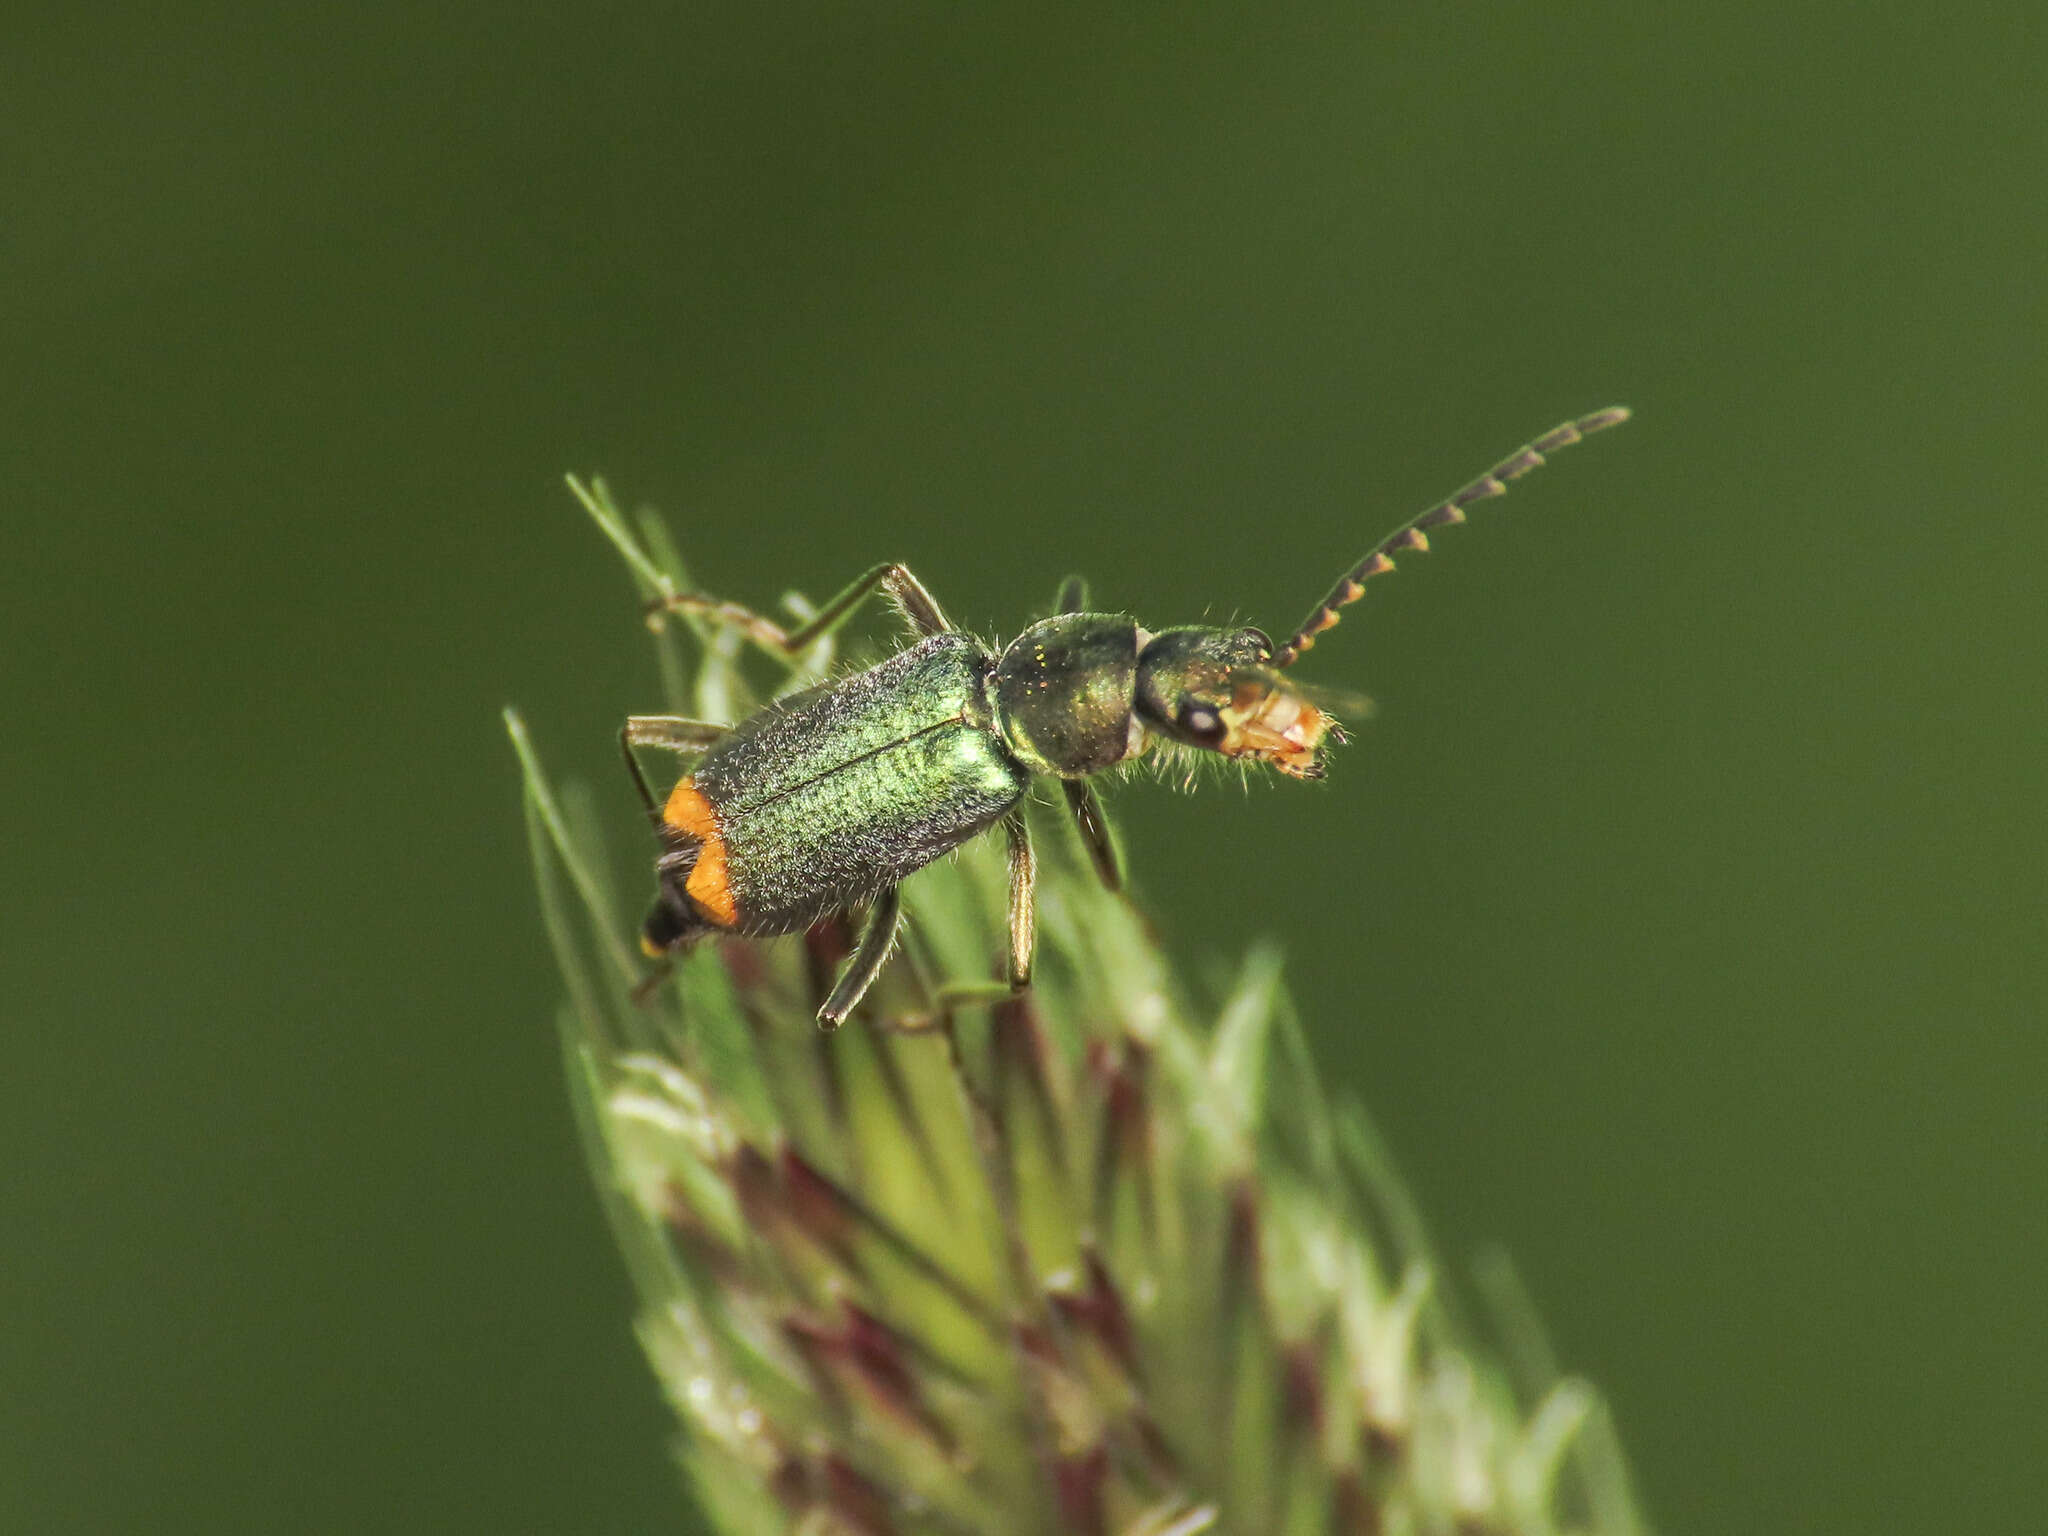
[[1135, 626, 1345, 779]]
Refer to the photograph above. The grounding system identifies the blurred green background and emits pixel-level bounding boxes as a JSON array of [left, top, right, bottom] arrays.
[[7, 4, 2042, 1533]]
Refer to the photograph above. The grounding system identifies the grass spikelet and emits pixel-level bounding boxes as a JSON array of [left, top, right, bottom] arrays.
[[509, 477, 1649, 1536]]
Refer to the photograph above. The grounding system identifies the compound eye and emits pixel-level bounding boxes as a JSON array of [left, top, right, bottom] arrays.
[[1176, 701, 1227, 747], [1242, 626, 1274, 661]]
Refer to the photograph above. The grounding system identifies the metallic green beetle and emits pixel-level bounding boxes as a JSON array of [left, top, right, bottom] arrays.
[[624, 408, 1628, 1027]]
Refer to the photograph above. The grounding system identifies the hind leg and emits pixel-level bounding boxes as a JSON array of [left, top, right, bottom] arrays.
[[817, 886, 904, 1030]]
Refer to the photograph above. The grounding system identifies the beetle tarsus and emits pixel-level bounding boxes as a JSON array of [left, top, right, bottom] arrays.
[[818, 886, 904, 1030], [629, 957, 673, 1007]]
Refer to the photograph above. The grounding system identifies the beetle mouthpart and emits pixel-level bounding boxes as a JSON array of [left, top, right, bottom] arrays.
[[1220, 680, 1334, 778]]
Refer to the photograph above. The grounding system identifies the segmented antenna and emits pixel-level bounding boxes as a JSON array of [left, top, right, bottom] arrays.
[[1271, 406, 1631, 669]]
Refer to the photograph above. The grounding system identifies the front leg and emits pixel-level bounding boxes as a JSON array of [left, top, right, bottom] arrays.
[[1060, 780, 1123, 893], [818, 885, 904, 1030]]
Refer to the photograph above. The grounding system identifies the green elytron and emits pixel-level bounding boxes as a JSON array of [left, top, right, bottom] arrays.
[[623, 408, 1629, 1026]]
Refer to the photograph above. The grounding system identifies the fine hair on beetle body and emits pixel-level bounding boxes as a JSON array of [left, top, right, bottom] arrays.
[[621, 407, 1630, 1028]]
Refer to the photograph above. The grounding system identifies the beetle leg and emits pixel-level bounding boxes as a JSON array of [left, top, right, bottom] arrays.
[[619, 718, 729, 820], [628, 955, 674, 1007], [818, 885, 903, 1030], [1060, 780, 1124, 893], [624, 715, 730, 752], [1002, 808, 1036, 989], [650, 562, 954, 652], [870, 929, 1014, 1034], [782, 563, 953, 643], [1053, 573, 1090, 614]]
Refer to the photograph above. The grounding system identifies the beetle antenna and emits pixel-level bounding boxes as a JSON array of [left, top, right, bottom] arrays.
[[1271, 406, 1631, 669]]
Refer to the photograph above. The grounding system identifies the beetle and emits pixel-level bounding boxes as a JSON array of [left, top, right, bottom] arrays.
[[622, 408, 1628, 1027]]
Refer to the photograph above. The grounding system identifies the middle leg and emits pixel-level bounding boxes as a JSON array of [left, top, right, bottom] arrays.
[[1002, 806, 1037, 989], [650, 562, 955, 656]]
